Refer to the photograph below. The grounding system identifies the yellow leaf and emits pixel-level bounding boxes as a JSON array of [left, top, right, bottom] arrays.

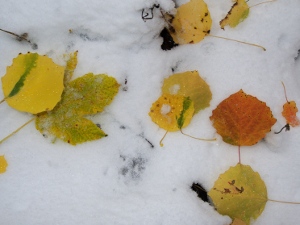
[[220, 0, 250, 29], [36, 73, 119, 145], [149, 93, 194, 131], [2, 53, 65, 114], [0, 155, 8, 173], [162, 71, 212, 113], [208, 164, 267, 225], [168, 0, 212, 44]]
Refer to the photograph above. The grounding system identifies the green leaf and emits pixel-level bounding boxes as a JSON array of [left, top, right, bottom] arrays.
[[208, 164, 268, 225]]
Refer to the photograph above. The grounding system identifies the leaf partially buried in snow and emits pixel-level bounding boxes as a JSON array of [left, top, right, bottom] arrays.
[[282, 101, 300, 127], [149, 93, 194, 131], [162, 71, 212, 113], [168, 0, 212, 44], [210, 89, 276, 146], [36, 73, 119, 145], [220, 0, 250, 29], [0, 155, 8, 173], [208, 164, 268, 225], [1, 53, 64, 114]]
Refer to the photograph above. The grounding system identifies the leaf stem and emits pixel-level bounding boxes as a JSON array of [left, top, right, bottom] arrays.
[[159, 131, 168, 147], [180, 129, 216, 142], [208, 34, 266, 51], [0, 98, 6, 104], [249, 0, 276, 9], [238, 145, 241, 164], [268, 198, 300, 204], [0, 117, 35, 144]]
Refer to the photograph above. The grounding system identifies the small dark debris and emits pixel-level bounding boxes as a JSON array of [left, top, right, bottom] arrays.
[[191, 183, 209, 202], [160, 28, 178, 51]]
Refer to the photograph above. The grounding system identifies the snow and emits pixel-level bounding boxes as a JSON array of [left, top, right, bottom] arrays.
[[0, 0, 300, 224]]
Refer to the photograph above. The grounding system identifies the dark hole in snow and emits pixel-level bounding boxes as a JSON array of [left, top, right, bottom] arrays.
[[191, 183, 209, 203], [160, 28, 178, 51]]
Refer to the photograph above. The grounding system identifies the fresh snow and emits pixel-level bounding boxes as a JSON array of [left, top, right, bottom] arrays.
[[0, 0, 300, 224]]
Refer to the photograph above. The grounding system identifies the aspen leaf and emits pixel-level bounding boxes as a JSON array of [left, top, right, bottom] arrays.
[[220, 0, 249, 29], [282, 101, 300, 127], [1, 53, 64, 114], [162, 71, 212, 113], [168, 0, 212, 44], [208, 164, 267, 225], [149, 93, 194, 131], [210, 89, 276, 146], [36, 73, 119, 145], [0, 155, 8, 173]]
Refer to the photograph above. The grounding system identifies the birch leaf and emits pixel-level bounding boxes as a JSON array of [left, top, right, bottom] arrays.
[[210, 90, 276, 146], [162, 70, 212, 113], [282, 101, 300, 127], [208, 164, 267, 225], [0, 155, 8, 173], [149, 93, 194, 131], [1, 53, 64, 114], [168, 0, 212, 44], [36, 73, 119, 145], [220, 0, 250, 29]]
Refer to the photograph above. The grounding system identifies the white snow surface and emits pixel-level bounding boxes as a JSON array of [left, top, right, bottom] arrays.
[[0, 0, 300, 224]]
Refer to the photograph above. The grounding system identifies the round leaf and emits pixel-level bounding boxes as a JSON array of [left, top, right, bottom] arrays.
[[208, 164, 268, 225], [210, 89, 276, 146], [162, 70, 212, 113], [2, 53, 65, 114]]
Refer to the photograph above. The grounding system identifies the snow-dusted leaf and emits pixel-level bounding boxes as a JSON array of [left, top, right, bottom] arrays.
[[210, 89, 276, 146], [1, 52, 64, 114], [149, 93, 194, 131], [162, 70, 212, 113], [208, 164, 267, 225], [36, 73, 119, 145], [220, 0, 249, 29], [168, 0, 212, 44], [0, 155, 8, 173]]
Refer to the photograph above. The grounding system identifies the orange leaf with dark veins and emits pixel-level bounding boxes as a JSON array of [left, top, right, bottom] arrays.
[[210, 89, 276, 146]]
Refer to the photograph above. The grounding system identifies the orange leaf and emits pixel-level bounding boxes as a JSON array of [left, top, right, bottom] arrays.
[[282, 101, 300, 127], [210, 89, 276, 146]]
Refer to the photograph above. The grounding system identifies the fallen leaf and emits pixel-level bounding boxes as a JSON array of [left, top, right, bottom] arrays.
[[0, 155, 8, 173], [168, 0, 212, 44], [162, 71, 212, 113], [208, 164, 267, 225], [210, 89, 276, 146], [36, 73, 119, 145], [282, 101, 300, 127], [149, 93, 194, 131], [1, 53, 65, 114], [220, 0, 250, 29]]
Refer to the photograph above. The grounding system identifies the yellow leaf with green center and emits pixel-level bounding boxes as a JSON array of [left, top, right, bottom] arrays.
[[220, 0, 250, 29], [162, 71, 212, 113], [2, 53, 64, 114], [168, 0, 212, 44], [149, 93, 194, 131], [208, 164, 267, 225], [36, 73, 119, 145], [0, 155, 8, 173]]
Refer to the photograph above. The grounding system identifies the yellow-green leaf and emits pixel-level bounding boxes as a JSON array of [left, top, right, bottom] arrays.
[[2, 53, 65, 114], [168, 0, 212, 44], [208, 164, 267, 225], [36, 73, 119, 145], [220, 0, 250, 29], [0, 155, 8, 173], [162, 71, 212, 113], [149, 93, 194, 131]]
